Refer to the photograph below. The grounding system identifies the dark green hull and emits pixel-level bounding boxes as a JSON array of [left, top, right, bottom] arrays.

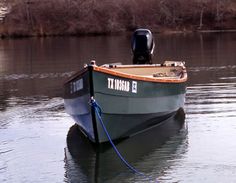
[[64, 65, 187, 143]]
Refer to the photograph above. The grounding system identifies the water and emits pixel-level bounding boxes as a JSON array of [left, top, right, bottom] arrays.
[[0, 33, 236, 183]]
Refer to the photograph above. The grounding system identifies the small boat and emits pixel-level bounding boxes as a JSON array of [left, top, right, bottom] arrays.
[[64, 29, 187, 144]]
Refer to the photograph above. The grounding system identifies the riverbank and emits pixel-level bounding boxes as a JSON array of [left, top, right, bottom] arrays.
[[1, 17, 236, 38], [1, 0, 236, 38], [1, 27, 236, 39]]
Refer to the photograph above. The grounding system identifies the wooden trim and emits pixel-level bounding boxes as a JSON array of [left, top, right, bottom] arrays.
[[101, 64, 162, 68], [93, 66, 187, 83]]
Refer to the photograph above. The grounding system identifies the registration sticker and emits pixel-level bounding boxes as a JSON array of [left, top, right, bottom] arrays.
[[132, 81, 137, 93]]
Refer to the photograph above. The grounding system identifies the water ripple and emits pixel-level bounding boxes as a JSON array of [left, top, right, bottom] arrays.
[[0, 72, 75, 81], [186, 80, 236, 120], [188, 65, 236, 72]]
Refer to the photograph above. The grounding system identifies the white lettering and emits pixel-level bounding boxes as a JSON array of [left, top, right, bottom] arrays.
[[108, 78, 114, 89], [127, 82, 130, 92], [70, 79, 83, 94], [107, 78, 134, 93]]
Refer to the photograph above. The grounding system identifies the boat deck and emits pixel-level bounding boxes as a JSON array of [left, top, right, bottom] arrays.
[[102, 62, 185, 80]]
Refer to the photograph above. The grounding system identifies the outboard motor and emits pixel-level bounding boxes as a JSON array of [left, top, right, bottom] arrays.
[[131, 29, 155, 64]]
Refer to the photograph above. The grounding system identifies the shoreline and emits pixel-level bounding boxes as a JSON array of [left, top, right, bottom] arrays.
[[1, 29, 236, 39], [152, 28, 236, 35]]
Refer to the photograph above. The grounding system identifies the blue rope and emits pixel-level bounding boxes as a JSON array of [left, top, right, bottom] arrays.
[[90, 98, 156, 182]]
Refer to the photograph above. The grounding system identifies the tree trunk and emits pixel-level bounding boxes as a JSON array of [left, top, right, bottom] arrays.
[[216, 0, 220, 22], [199, 7, 204, 29]]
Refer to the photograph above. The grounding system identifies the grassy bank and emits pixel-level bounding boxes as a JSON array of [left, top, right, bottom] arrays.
[[1, 0, 236, 38]]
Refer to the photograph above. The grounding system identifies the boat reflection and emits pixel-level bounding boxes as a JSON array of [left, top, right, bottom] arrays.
[[64, 108, 187, 183]]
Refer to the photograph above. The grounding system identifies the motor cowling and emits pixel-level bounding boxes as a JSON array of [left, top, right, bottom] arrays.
[[131, 29, 155, 64]]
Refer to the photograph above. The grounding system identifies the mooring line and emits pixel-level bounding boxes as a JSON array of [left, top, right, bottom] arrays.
[[90, 97, 157, 182]]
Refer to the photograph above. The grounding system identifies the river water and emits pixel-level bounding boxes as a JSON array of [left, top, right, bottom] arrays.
[[0, 33, 236, 183]]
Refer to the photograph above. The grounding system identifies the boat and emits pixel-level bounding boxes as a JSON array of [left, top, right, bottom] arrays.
[[64, 29, 187, 144]]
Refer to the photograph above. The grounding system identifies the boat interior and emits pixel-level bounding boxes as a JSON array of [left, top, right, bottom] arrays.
[[101, 61, 186, 79]]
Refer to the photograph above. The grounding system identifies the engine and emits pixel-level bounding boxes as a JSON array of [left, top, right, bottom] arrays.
[[131, 29, 155, 64]]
